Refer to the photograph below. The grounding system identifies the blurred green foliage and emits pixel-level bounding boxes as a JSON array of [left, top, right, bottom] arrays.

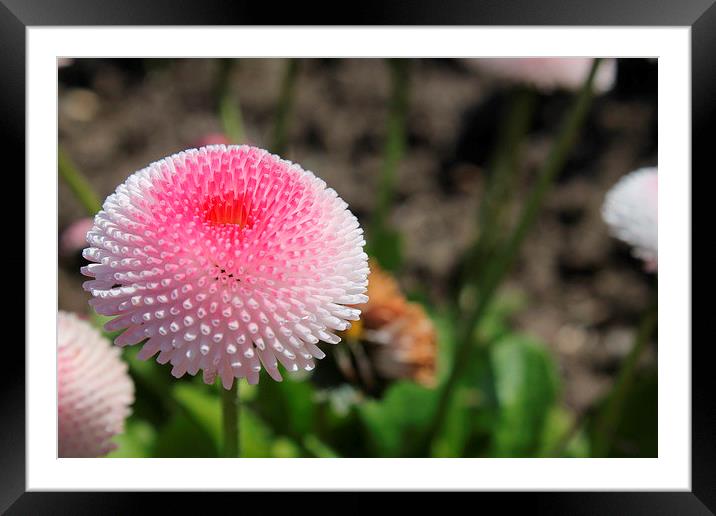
[[100, 285, 655, 458], [587, 369, 657, 458]]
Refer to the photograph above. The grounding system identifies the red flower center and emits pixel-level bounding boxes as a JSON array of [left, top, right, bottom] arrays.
[[202, 195, 253, 228]]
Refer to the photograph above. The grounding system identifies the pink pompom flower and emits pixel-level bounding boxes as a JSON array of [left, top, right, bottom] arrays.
[[469, 58, 617, 93], [60, 218, 95, 257], [58, 311, 134, 457], [193, 133, 232, 147], [602, 167, 658, 271], [82, 145, 369, 387]]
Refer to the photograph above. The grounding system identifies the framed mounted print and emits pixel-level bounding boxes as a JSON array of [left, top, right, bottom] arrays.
[[2, 0, 709, 511]]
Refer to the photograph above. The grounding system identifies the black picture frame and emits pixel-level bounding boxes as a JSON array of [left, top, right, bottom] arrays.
[[3, 0, 708, 512]]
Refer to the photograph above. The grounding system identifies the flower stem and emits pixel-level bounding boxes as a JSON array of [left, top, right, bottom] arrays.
[[217, 59, 245, 143], [221, 381, 240, 457], [425, 59, 603, 453], [462, 86, 536, 289], [371, 59, 410, 237], [592, 296, 657, 456], [272, 59, 299, 155], [58, 147, 102, 216]]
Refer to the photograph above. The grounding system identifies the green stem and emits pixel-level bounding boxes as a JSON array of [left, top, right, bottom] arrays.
[[544, 405, 593, 457], [371, 59, 410, 237], [425, 59, 603, 452], [217, 59, 245, 143], [593, 298, 657, 456], [221, 381, 240, 457], [302, 435, 340, 458], [58, 147, 102, 215], [271, 59, 299, 155], [463, 86, 536, 289], [248, 400, 339, 458]]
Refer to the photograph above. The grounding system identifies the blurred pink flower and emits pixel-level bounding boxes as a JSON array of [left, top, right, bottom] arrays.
[[58, 311, 134, 458], [194, 133, 232, 147], [60, 218, 94, 257], [602, 167, 658, 272], [469, 58, 617, 93], [82, 145, 369, 387]]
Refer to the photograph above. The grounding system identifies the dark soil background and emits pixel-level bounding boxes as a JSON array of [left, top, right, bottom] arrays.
[[58, 58, 657, 415]]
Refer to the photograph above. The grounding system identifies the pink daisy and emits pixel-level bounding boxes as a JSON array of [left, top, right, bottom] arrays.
[[60, 217, 95, 257], [469, 58, 617, 93], [82, 145, 369, 387], [58, 311, 134, 457], [193, 133, 232, 147], [602, 167, 658, 272]]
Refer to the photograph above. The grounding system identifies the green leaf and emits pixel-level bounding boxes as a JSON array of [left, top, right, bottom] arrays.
[[367, 226, 403, 272], [537, 406, 590, 458], [152, 410, 218, 458], [489, 335, 560, 457], [437, 346, 498, 457], [589, 368, 657, 458], [358, 381, 437, 457], [302, 434, 340, 458], [312, 389, 366, 457], [474, 288, 526, 344], [151, 383, 220, 457], [153, 381, 280, 457], [125, 347, 176, 399], [253, 375, 316, 437], [106, 418, 157, 458], [424, 307, 502, 457], [429, 308, 458, 378], [173, 383, 222, 448], [610, 368, 657, 457], [537, 406, 571, 456], [239, 407, 276, 457], [430, 307, 503, 457], [271, 437, 303, 458], [431, 384, 475, 457]]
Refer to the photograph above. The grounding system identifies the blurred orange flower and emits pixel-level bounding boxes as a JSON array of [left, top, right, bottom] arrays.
[[345, 261, 437, 387]]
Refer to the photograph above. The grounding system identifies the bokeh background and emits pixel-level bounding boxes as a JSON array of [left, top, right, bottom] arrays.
[[58, 58, 657, 458]]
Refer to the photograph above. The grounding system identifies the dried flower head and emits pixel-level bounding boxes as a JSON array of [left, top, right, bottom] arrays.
[[602, 167, 658, 271], [344, 261, 437, 387], [469, 58, 617, 93], [82, 145, 369, 387], [58, 311, 134, 457]]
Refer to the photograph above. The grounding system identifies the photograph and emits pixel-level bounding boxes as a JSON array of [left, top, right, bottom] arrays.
[[3, 0, 707, 506], [57, 57, 658, 459]]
